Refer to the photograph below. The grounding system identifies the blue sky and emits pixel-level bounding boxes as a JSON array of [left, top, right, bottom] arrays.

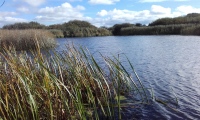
[[0, 0, 200, 27]]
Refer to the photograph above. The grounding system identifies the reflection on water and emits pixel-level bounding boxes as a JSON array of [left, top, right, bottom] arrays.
[[56, 35, 200, 119]]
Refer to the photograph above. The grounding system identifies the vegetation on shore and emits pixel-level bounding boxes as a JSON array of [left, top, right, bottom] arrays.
[[0, 44, 151, 119], [48, 29, 64, 38], [149, 13, 200, 26], [120, 24, 200, 35], [49, 20, 112, 37], [2, 20, 112, 38], [1, 13, 200, 40], [2, 21, 46, 30], [111, 13, 200, 36], [0, 29, 56, 51]]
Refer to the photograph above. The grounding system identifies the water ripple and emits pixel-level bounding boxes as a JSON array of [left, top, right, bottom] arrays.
[[56, 36, 200, 119]]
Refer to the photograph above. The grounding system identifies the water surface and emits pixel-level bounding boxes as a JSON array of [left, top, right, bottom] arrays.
[[56, 36, 200, 120]]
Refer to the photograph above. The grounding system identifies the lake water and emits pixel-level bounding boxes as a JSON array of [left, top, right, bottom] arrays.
[[56, 36, 200, 120]]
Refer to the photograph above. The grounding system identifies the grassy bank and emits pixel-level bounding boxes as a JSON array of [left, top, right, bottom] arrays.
[[0, 29, 56, 51], [0, 45, 150, 119]]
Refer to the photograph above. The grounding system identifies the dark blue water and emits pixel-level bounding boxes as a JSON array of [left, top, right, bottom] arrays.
[[56, 36, 200, 120]]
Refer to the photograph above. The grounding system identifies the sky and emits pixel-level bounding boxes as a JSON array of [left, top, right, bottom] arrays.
[[0, 0, 200, 27]]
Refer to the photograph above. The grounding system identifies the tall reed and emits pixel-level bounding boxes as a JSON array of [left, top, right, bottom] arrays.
[[0, 44, 150, 119], [0, 29, 56, 51], [49, 29, 64, 38]]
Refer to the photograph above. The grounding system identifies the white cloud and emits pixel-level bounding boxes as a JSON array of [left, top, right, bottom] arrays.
[[35, 2, 89, 24], [0, 17, 27, 27], [94, 5, 200, 27], [95, 8, 152, 26], [151, 5, 171, 14], [139, 0, 189, 2], [0, 11, 28, 27], [175, 0, 190, 1], [139, 0, 167, 2], [16, 7, 29, 13], [89, 0, 120, 5], [21, 0, 45, 6], [0, 12, 17, 16], [97, 10, 108, 16], [1, 1, 199, 28], [68, 0, 82, 2], [176, 5, 200, 14]]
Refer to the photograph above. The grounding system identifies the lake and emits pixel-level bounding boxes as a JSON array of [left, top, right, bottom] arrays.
[[56, 35, 200, 120]]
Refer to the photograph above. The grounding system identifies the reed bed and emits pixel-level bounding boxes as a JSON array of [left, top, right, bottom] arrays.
[[0, 44, 150, 119], [0, 29, 56, 51], [49, 29, 64, 38]]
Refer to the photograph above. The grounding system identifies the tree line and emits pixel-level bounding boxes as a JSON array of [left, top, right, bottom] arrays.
[[1, 13, 200, 37], [2, 20, 112, 37], [111, 13, 200, 36]]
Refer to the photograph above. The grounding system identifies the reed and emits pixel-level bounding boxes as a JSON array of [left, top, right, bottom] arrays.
[[0, 29, 56, 51], [181, 25, 200, 35], [0, 44, 150, 119], [49, 29, 64, 38]]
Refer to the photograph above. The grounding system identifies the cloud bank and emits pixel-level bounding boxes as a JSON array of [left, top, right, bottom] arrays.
[[88, 0, 120, 5], [0, 1, 199, 27]]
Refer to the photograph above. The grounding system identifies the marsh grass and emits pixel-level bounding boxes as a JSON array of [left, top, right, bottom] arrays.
[[0, 29, 56, 51], [49, 29, 64, 38], [0, 43, 151, 119]]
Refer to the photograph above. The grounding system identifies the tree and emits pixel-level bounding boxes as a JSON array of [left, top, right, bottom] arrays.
[[2, 21, 46, 29], [149, 13, 200, 26], [149, 18, 173, 26], [112, 23, 134, 35], [135, 23, 142, 27]]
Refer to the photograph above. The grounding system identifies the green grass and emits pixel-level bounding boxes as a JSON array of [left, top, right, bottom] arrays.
[[0, 43, 151, 119]]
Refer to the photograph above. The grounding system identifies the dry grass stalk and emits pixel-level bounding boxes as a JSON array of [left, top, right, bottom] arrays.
[[0, 29, 56, 51]]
